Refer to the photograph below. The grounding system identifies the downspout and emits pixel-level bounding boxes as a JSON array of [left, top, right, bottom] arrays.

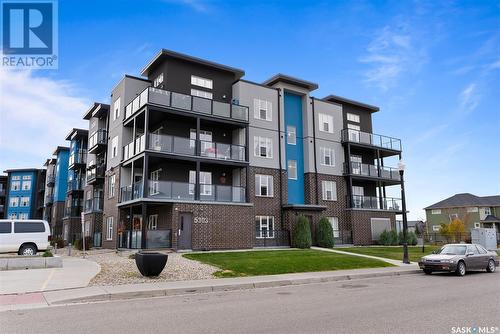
[[276, 88, 284, 228], [311, 97, 319, 205]]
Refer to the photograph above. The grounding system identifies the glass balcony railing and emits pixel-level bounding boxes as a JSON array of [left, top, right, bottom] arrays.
[[147, 133, 246, 162], [88, 129, 108, 151], [67, 179, 84, 192], [123, 134, 145, 161], [86, 165, 105, 183], [69, 149, 87, 166], [124, 87, 249, 122], [345, 162, 400, 181], [349, 195, 402, 211], [341, 129, 401, 151], [84, 197, 103, 213]]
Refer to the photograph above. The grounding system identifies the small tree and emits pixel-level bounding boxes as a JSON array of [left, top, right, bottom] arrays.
[[292, 215, 312, 249], [316, 217, 334, 248], [449, 219, 466, 242]]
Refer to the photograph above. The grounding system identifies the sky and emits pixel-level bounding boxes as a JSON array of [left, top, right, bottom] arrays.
[[0, 0, 499, 220]]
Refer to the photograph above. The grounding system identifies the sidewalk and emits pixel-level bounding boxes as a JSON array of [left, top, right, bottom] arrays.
[[0, 265, 421, 311], [0, 257, 100, 295], [311, 246, 417, 266]]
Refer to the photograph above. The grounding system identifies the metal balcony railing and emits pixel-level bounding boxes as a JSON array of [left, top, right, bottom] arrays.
[[88, 129, 108, 151], [67, 179, 84, 193], [65, 206, 82, 217], [123, 134, 145, 161], [341, 129, 401, 151], [344, 162, 400, 181], [84, 197, 103, 213], [349, 195, 402, 211], [86, 165, 105, 183], [69, 149, 87, 166], [124, 86, 249, 122]]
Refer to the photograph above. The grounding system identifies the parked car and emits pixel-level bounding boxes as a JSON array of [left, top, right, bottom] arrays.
[[0, 219, 51, 256], [418, 243, 499, 276]]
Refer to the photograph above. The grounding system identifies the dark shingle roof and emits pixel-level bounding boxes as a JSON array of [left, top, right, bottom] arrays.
[[424, 193, 500, 210], [481, 215, 500, 222]]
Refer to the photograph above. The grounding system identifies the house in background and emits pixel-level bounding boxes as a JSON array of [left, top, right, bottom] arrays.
[[3, 168, 46, 220], [424, 193, 500, 232]]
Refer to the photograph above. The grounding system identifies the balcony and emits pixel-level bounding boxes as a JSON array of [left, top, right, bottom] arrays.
[[123, 134, 146, 161], [341, 129, 401, 152], [148, 133, 246, 162], [87, 165, 105, 185], [124, 87, 249, 123], [120, 180, 246, 204], [84, 197, 103, 213], [88, 129, 108, 154], [46, 174, 55, 187], [67, 179, 84, 194], [349, 195, 402, 211], [64, 206, 82, 218], [344, 162, 400, 182], [69, 149, 87, 169]]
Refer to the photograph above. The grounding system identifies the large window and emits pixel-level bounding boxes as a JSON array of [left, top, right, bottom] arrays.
[[108, 175, 116, 198], [191, 88, 213, 100], [111, 136, 118, 158], [21, 180, 31, 190], [431, 209, 441, 215], [255, 174, 273, 197], [11, 181, 20, 191], [20, 197, 30, 207], [254, 136, 273, 158], [347, 113, 360, 123], [189, 171, 212, 196], [286, 125, 296, 145], [255, 216, 275, 238], [253, 99, 272, 121], [328, 217, 340, 238], [148, 214, 158, 230], [9, 197, 19, 207], [8, 213, 17, 219], [113, 97, 121, 121], [191, 75, 213, 89], [288, 160, 297, 180], [320, 147, 334, 166], [106, 217, 114, 241], [318, 113, 333, 133], [322, 181, 337, 201]]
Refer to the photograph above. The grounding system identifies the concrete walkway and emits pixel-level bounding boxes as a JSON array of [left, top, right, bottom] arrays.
[[0, 265, 421, 311], [311, 246, 418, 267], [0, 257, 100, 295]]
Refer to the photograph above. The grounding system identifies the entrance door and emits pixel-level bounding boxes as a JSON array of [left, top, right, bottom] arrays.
[[178, 213, 192, 250], [131, 215, 142, 249]]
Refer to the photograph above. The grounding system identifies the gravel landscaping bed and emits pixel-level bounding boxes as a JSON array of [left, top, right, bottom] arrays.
[[56, 248, 217, 286]]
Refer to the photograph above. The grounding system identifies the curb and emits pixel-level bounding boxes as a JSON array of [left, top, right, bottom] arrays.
[[44, 268, 421, 305]]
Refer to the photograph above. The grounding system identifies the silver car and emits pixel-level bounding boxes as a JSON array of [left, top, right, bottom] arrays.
[[418, 243, 499, 276]]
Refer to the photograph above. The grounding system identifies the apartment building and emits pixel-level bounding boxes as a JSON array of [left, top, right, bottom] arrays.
[[425, 193, 500, 232], [42, 146, 70, 236], [83, 103, 110, 247], [3, 168, 46, 220], [86, 49, 404, 250], [0, 175, 7, 219], [62, 129, 88, 242]]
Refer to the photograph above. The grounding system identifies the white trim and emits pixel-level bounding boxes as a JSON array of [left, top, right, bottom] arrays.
[[320, 147, 334, 166], [255, 174, 274, 197], [255, 216, 275, 238], [253, 99, 272, 121], [106, 217, 114, 241], [286, 125, 296, 145], [318, 113, 333, 133], [322, 180, 337, 201], [253, 136, 273, 158], [347, 113, 360, 123], [191, 75, 213, 89], [288, 160, 297, 180], [431, 209, 441, 215], [148, 214, 158, 230]]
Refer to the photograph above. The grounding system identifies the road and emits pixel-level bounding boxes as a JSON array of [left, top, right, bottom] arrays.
[[1, 271, 499, 334]]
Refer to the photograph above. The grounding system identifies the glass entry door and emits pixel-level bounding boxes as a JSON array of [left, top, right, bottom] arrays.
[[131, 215, 142, 249]]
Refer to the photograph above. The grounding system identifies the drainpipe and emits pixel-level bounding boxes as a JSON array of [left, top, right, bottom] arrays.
[[276, 88, 284, 228], [311, 97, 319, 205]]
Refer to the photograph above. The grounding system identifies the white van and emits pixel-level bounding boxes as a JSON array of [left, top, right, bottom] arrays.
[[0, 219, 51, 255]]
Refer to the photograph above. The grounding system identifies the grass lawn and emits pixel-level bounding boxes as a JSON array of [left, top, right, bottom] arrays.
[[183, 249, 394, 277], [338, 245, 442, 263]]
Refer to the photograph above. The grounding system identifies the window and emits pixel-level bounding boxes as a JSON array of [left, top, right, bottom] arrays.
[[113, 97, 121, 121], [111, 136, 118, 158], [255, 174, 273, 197], [22, 181, 31, 190], [466, 207, 478, 213], [14, 222, 45, 233], [19, 213, 28, 220], [476, 245, 487, 254], [286, 125, 296, 145], [432, 225, 440, 231], [153, 73, 164, 88], [320, 147, 334, 166], [108, 175, 116, 198], [318, 113, 333, 133], [8, 213, 17, 219], [347, 113, 360, 123], [150, 170, 160, 195], [9, 197, 19, 207], [106, 217, 114, 240], [288, 160, 297, 180], [0, 222, 11, 234], [431, 209, 441, 214], [328, 217, 340, 238], [253, 99, 272, 121], [11, 181, 20, 191], [191, 75, 213, 89], [254, 136, 273, 158], [255, 216, 275, 238], [189, 171, 212, 196], [20, 197, 30, 207], [148, 214, 158, 230], [474, 222, 481, 229], [22, 175, 31, 180], [12, 176, 20, 180], [484, 207, 491, 216], [191, 88, 213, 100], [322, 181, 337, 201]]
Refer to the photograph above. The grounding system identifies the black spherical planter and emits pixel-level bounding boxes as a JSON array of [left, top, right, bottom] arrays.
[[135, 252, 168, 277]]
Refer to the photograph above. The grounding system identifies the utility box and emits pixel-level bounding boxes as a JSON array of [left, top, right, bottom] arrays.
[[471, 228, 498, 251]]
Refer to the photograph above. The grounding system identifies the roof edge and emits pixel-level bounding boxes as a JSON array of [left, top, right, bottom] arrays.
[[323, 94, 379, 112]]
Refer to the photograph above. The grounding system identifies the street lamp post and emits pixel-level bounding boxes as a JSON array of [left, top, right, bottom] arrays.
[[398, 159, 410, 264]]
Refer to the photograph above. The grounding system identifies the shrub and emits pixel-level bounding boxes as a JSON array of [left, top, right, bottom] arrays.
[[292, 215, 312, 249], [50, 237, 64, 249], [74, 236, 92, 251], [378, 230, 390, 245], [316, 217, 334, 248], [42, 250, 54, 257], [398, 231, 418, 245], [389, 230, 398, 245]]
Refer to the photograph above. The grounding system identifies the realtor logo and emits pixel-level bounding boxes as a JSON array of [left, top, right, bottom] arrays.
[[1, 0, 58, 68]]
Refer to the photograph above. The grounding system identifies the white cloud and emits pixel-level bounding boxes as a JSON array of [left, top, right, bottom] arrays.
[[0, 68, 89, 172], [161, 0, 210, 13], [458, 83, 480, 114]]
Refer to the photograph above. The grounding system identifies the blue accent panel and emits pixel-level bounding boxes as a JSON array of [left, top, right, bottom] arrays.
[[54, 149, 69, 202], [284, 92, 305, 204], [6, 171, 36, 218]]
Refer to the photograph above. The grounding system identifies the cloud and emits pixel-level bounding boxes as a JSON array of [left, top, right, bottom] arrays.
[[458, 83, 480, 114], [0, 68, 89, 172], [161, 0, 210, 13], [359, 25, 427, 91]]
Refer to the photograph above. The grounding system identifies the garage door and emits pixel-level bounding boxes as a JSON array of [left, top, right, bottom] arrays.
[[371, 218, 391, 241]]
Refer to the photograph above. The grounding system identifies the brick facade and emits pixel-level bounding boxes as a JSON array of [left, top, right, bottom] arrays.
[[349, 210, 396, 245], [102, 167, 120, 249]]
